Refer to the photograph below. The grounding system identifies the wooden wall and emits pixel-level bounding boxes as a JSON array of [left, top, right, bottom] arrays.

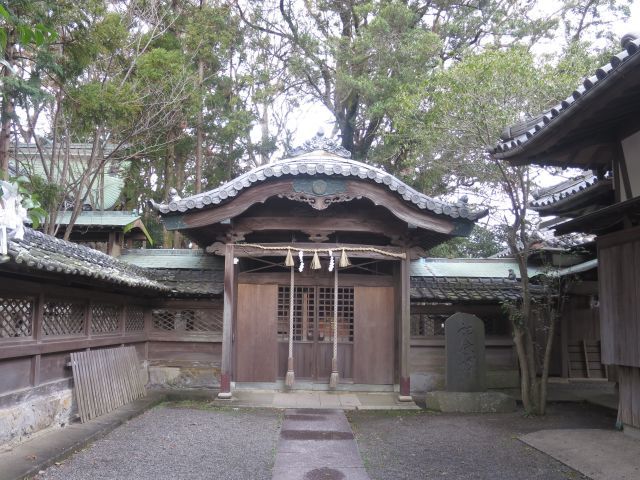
[[618, 366, 640, 429], [408, 304, 518, 390], [0, 277, 223, 404], [598, 227, 640, 367], [0, 278, 149, 407]]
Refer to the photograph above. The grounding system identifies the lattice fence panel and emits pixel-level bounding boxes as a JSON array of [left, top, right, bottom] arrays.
[[317, 287, 354, 343], [152, 308, 223, 333], [126, 305, 145, 332], [91, 304, 121, 334], [43, 300, 85, 336], [0, 297, 34, 338]]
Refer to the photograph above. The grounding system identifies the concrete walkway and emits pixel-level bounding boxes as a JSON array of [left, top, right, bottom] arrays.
[[213, 390, 420, 410], [272, 409, 370, 480], [520, 428, 640, 480]]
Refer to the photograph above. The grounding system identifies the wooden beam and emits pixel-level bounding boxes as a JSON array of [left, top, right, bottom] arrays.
[[232, 216, 405, 237], [218, 243, 235, 399], [399, 253, 411, 401]]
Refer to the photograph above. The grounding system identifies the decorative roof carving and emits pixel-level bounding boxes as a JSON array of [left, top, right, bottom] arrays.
[[150, 155, 487, 221], [491, 33, 640, 158], [287, 129, 352, 158]]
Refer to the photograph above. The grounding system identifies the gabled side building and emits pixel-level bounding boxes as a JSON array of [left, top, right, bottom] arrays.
[[492, 32, 640, 435]]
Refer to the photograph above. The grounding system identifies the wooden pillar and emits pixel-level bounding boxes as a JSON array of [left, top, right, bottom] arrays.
[[399, 254, 412, 401], [218, 244, 235, 399]]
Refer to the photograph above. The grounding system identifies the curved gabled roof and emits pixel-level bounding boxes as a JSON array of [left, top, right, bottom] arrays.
[[151, 147, 485, 221], [491, 34, 640, 160]]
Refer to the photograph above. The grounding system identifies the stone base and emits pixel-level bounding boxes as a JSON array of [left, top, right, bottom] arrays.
[[0, 388, 75, 448], [425, 391, 516, 413], [148, 366, 219, 389]]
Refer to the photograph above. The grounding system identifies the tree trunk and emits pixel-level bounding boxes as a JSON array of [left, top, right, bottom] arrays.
[[195, 59, 204, 193], [0, 31, 16, 178]]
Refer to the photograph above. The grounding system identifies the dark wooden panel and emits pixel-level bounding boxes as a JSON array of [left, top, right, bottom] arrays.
[[148, 341, 220, 363], [236, 284, 278, 382], [598, 230, 640, 367], [0, 357, 32, 394], [409, 344, 516, 372], [353, 286, 394, 384], [618, 366, 640, 429], [39, 352, 73, 383]]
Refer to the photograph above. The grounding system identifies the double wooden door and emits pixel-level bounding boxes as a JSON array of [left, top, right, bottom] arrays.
[[234, 282, 394, 386]]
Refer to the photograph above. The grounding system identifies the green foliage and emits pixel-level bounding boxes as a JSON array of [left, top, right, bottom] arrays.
[[65, 81, 140, 135], [428, 225, 505, 258]]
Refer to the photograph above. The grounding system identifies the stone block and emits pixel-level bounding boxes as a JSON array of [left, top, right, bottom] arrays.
[[0, 388, 75, 448], [424, 391, 516, 413]]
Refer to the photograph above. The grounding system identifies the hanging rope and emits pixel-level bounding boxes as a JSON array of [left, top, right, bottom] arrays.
[[329, 257, 339, 389], [285, 264, 295, 387], [233, 243, 406, 259]]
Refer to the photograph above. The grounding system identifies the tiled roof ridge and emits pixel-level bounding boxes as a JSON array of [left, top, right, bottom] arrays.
[[491, 34, 640, 157], [530, 172, 611, 209], [6, 228, 168, 291], [150, 155, 485, 221]]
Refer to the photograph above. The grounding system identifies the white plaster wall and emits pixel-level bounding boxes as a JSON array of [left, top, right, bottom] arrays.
[[621, 130, 640, 200], [0, 389, 75, 448]]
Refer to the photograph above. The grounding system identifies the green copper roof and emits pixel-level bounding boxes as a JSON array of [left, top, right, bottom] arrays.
[[410, 258, 543, 279], [120, 249, 223, 270], [56, 211, 141, 227], [11, 143, 127, 210]]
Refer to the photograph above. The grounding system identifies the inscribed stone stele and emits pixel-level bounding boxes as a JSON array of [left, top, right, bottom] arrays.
[[445, 312, 486, 392]]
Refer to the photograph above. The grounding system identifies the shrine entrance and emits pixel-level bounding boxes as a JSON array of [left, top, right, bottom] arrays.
[[233, 259, 396, 388]]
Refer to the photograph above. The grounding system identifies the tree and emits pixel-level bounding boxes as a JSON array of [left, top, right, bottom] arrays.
[[428, 224, 504, 258], [236, 0, 630, 173], [411, 45, 612, 414], [0, 1, 58, 178]]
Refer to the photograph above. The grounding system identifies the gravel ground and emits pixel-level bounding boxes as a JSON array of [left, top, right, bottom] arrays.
[[347, 403, 617, 480], [35, 405, 282, 480]]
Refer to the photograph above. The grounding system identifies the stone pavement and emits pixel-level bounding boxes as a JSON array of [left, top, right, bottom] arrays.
[[213, 390, 420, 410], [272, 409, 370, 480], [520, 428, 640, 480]]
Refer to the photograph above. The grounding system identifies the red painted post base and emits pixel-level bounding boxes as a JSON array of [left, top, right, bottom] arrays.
[[218, 373, 232, 399], [398, 376, 412, 402]]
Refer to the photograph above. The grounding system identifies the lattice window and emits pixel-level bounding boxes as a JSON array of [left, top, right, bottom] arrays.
[[277, 286, 315, 341], [277, 286, 354, 343], [43, 300, 85, 336], [151, 308, 223, 333], [91, 303, 121, 334], [126, 305, 145, 332], [317, 287, 354, 343], [410, 313, 448, 337], [410, 312, 510, 337], [0, 296, 34, 339], [482, 315, 510, 336]]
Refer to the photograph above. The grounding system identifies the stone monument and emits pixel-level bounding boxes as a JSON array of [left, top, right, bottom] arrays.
[[424, 312, 516, 413], [445, 312, 486, 392]]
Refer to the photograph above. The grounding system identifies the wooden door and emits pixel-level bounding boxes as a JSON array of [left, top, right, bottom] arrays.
[[235, 283, 278, 382], [353, 286, 395, 384]]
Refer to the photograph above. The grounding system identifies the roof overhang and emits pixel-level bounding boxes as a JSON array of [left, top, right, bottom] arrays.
[[491, 37, 640, 169], [151, 148, 487, 249]]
